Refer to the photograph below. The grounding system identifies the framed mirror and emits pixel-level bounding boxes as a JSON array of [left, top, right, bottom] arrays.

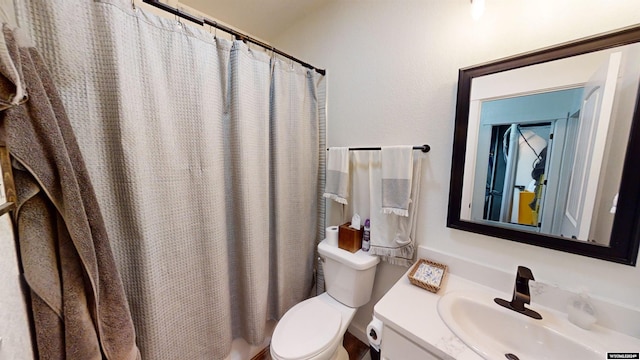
[[447, 25, 640, 265]]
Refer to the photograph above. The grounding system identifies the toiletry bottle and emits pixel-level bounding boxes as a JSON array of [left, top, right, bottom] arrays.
[[362, 219, 371, 251]]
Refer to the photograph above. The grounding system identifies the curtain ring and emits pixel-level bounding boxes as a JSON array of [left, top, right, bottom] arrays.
[[207, 23, 214, 39]]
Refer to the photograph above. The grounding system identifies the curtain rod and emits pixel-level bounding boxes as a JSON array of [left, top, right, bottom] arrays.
[[141, 0, 326, 76], [327, 144, 431, 153]]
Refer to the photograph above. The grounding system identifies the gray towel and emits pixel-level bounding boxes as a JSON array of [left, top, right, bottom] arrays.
[[1, 24, 139, 360]]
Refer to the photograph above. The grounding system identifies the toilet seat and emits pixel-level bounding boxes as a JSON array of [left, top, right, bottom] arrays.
[[271, 297, 342, 360]]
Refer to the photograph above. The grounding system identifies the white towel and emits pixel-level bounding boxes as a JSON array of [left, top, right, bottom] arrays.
[[0, 24, 27, 110], [323, 147, 350, 204], [381, 146, 413, 217], [347, 152, 422, 267]]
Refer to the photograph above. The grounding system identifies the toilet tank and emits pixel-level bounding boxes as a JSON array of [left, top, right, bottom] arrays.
[[317, 239, 380, 308]]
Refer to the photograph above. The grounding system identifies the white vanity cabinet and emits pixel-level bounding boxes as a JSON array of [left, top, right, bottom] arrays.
[[381, 326, 441, 360]]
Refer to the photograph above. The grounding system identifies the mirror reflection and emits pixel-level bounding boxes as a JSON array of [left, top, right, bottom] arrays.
[[459, 42, 640, 246]]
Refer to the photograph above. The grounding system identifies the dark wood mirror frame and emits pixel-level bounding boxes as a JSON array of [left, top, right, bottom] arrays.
[[447, 25, 640, 266]]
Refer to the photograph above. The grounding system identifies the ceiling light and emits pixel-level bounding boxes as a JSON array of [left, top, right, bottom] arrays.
[[471, 0, 485, 20]]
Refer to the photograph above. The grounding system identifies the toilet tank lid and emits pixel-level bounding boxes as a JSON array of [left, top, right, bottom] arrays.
[[318, 239, 380, 270]]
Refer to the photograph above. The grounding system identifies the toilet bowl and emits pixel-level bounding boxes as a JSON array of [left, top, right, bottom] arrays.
[[270, 239, 380, 360], [270, 293, 352, 360]]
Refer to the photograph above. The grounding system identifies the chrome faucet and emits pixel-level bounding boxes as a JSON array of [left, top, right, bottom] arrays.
[[494, 266, 542, 320]]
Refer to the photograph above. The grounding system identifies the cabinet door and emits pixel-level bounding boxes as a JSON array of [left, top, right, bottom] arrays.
[[381, 327, 441, 360]]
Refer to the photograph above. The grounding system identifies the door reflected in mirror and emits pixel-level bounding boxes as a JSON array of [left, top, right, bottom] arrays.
[[460, 46, 634, 246], [448, 25, 640, 264]]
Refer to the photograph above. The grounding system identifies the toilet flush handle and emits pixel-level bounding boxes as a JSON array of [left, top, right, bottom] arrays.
[[318, 256, 325, 263]]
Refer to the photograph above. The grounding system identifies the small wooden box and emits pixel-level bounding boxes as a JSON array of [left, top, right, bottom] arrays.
[[338, 222, 363, 253]]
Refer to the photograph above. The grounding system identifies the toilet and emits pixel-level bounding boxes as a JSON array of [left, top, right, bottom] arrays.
[[270, 239, 380, 360]]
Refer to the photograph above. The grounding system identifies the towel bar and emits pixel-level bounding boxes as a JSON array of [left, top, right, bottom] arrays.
[[326, 144, 431, 153]]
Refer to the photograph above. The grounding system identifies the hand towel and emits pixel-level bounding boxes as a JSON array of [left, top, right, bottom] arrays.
[[381, 146, 413, 217], [323, 147, 350, 204], [368, 153, 423, 266], [341, 151, 422, 267]]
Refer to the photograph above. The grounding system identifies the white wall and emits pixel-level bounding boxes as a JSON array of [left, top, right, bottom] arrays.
[[0, 2, 34, 358], [0, 215, 34, 360], [274, 0, 640, 340]]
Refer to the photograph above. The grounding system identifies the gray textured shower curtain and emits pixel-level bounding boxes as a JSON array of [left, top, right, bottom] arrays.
[[15, 0, 326, 358]]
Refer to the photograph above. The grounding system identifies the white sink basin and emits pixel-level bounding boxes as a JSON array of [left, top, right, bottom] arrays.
[[437, 290, 603, 360]]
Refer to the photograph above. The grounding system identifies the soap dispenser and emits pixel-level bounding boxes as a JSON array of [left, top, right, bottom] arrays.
[[567, 289, 597, 330], [362, 219, 371, 251]]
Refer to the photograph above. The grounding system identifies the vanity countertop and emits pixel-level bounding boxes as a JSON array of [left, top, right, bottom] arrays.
[[374, 266, 640, 360], [374, 270, 486, 360]]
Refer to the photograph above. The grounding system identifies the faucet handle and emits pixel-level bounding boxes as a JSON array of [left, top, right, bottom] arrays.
[[517, 266, 534, 281], [494, 265, 543, 320]]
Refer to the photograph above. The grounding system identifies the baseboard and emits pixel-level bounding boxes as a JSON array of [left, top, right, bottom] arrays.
[[347, 322, 369, 346]]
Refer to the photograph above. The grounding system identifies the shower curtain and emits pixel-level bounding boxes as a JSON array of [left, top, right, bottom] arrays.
[[14, 0, 326, 358]]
